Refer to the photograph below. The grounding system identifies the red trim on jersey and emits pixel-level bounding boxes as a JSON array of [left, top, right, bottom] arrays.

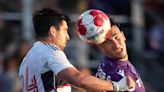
[[26, 67, 28, 92], [26, 67, 38, 92], [56, 83, 71, 88]]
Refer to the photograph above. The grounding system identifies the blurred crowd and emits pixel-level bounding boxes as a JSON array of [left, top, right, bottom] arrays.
[[0, 0, 164, 92]]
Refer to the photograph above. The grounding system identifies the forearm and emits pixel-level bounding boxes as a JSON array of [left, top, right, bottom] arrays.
[[58, 68, 132, 91], [58, 68, 114, 91], [73, 72, 135, 92], [73, 72, 114, 91]]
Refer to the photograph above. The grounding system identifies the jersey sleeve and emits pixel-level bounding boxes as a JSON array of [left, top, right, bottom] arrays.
[[47, 50, 75, 75]]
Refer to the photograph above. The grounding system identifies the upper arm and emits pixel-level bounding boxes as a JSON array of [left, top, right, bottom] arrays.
[[47, 50, 74, 75]]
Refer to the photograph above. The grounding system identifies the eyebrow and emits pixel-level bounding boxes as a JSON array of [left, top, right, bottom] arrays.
[[110, 33, 119, 38], [101, 33, 120, 44]]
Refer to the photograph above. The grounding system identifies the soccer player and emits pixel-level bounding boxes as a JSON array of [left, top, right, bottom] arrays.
[[19, 8, 135, 92], [94, 18, 145, 92]]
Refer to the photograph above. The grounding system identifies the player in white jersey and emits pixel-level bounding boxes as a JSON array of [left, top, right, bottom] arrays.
[[19, 41, 73, 92], [19, 8, 135, 92]]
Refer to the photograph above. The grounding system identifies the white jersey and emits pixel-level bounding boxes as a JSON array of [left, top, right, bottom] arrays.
[[19, 41, 75, 92]]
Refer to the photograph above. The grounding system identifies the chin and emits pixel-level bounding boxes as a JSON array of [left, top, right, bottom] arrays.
[[117, 54, 127, 60], [61, 47, 65, 51], [59, 44, 66, 50]]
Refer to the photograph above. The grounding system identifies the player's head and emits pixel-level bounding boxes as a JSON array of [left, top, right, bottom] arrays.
[[32, 8, 70, 50], [98, 18, 128, 61]]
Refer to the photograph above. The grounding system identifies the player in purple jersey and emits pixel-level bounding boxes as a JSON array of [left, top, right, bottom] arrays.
[[95, 18, 145, 92]]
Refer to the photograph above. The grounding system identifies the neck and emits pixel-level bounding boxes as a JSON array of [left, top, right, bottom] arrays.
[[118, 54, 128, 61], [39, 40, 61, 50], [107, 54, 128, 61], [37, 36, 62, 50], [38, 37, 53, 44]]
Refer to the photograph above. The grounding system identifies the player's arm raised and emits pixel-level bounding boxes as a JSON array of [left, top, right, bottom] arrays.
[[58, 67, 135, 91]]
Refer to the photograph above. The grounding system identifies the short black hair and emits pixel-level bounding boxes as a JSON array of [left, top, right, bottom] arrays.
[[109, 17, 120, 27], [32, 8, 70, 38]]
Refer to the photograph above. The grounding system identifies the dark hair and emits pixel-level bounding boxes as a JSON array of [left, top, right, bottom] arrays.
[[32, 8, 70, 38], [109, 17, 120, 27]]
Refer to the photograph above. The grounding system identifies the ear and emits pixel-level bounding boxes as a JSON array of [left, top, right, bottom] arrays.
[[120, 31, 126, 41], [48, 26, 56, 37]]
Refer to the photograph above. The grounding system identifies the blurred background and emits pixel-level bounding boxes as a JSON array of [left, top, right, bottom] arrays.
[[0, 0, 164, 92]]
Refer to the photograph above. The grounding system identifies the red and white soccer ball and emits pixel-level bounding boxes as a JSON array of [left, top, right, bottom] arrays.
[[76, 9, 111, 45]]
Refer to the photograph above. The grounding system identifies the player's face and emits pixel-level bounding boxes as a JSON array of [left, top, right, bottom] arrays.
[[98, 25, 128, 61], [55, 20, 70, 50]]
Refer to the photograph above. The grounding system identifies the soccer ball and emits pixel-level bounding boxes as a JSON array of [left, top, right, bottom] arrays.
[[76, 9, 111, 45]]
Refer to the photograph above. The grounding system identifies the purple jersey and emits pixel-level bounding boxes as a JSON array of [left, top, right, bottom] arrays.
[[95, 56, 145, 92]]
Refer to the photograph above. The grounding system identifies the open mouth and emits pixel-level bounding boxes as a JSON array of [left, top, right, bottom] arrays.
[[115, 48, 123, 54]]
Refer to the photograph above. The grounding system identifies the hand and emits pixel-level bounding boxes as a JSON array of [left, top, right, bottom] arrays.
[[112, 76, 135, 91], [126, 76, 135, 91]]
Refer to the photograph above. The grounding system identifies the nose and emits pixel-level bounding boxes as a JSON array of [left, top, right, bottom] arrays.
[[111, 39, 120, 49], [66, 34, 70, 41]]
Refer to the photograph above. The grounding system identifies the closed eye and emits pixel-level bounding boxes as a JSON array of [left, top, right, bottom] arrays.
[[114, 34, 120, 40]]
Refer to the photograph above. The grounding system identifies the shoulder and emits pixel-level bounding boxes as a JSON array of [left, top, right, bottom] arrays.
[[33, 42, 67, 60], [127, 61, 137, 72]]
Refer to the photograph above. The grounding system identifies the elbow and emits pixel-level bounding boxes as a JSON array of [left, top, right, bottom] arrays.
[[70, 72, 87, 88], [72, 79, 85, 88], [58, 67, 89, 88]]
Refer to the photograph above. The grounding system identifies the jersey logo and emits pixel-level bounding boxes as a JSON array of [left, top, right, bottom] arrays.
[[117, 69, 125, 77], [96, 67, 106, 80], [136, 78, 142, 87]]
